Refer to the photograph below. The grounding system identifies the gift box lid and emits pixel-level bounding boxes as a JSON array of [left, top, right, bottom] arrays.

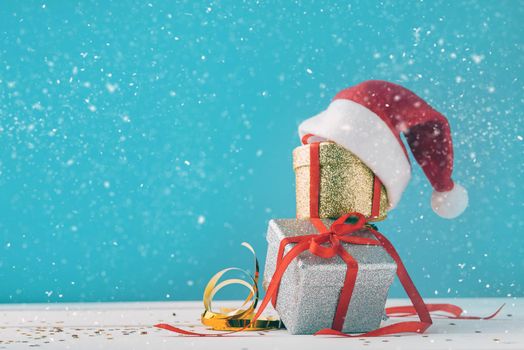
[[293, 141, 369, 170], [266, 218, 396, 287]]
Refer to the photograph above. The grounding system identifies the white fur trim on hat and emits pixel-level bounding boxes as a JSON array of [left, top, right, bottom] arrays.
[[431, 183, 469, 219], [298, 99, 411, 209]]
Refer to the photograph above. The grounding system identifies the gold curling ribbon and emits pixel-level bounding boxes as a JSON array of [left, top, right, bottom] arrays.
[[201, 242, 283, 331]]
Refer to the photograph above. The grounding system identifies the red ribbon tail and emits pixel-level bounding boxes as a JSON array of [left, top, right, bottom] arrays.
[[479, 303, 505, 320], [386, 303, 505, 320], [447, 303, 505, 320], [154, 323, 224, 337], [314, 321, 430, 337]]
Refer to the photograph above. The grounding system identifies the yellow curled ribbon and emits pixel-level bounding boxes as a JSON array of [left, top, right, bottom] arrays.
[[201, 242, 283, 331]]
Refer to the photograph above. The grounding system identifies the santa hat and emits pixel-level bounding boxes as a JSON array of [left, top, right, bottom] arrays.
[[298, 80, 468, 219]]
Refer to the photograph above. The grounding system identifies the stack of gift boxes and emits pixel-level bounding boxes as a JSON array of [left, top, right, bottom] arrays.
[[263, 139, 396, 334]]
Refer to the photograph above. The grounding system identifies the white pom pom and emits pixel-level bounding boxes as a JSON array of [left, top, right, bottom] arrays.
[[431, 183, 469, 219]]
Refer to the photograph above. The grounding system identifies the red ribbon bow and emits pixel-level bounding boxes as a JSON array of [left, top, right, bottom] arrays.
[[304, 212, 379, 259]]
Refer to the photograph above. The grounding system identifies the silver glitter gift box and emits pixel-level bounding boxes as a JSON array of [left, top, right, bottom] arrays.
[[263, 218, 397, 335]]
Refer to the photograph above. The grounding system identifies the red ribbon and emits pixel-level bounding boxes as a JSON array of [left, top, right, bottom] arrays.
[[154, 212, 504, 337], [302, 134, 383, 219], [309, 142, 320, 218], [371, 175, 382, 219], [270, 213, 432, 335], [386, 303, 504, 320]]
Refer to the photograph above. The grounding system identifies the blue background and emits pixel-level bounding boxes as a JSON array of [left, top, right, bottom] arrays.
[[0, 1, 523, 303]]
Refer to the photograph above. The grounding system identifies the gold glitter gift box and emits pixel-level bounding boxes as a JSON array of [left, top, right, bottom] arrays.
[[293, 141, 389, 220]]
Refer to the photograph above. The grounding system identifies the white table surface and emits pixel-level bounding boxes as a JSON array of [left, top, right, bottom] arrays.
[[0, 298, 522, 350]]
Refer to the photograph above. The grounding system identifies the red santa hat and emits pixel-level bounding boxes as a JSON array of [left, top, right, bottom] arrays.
[[298, 80, 468, 219]]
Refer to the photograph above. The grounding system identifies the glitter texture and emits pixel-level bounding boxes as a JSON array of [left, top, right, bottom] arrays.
[[293, 142, 389, 221], [263, 218, 396, 335]]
